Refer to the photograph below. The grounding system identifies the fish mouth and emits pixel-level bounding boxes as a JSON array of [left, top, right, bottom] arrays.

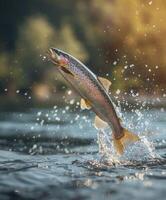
[[47, 48, 69, 67], [47, 48, 59, 65]]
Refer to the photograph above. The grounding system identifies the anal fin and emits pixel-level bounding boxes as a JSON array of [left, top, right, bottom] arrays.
[[94, 115, 108, 130]]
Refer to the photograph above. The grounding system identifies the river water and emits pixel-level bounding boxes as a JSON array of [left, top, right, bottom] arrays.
[[0, 105, 165, 200]]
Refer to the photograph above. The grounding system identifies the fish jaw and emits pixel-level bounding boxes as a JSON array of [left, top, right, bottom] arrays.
[[47, 48, 69, 67]]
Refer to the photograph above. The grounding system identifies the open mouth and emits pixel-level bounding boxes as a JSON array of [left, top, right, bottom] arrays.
[[47, 48, 73, 76], [47, 48, 60, 65], [47, 48, 70, 67]]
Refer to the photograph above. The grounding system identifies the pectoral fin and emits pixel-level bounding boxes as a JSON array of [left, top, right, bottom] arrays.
[[94, 115, 108, 130], [80, 98, 91, 110], [60, 66, 74, 77], [98, 77, 112, 92]]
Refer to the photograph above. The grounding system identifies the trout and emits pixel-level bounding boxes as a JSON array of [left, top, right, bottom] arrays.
[[47, 48, 140, 155]]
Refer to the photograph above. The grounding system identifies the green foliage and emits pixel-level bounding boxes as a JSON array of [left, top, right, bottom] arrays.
[[0, 0, 165, 97], [0, 53, 9, 78], [13, 16, 88, 88]]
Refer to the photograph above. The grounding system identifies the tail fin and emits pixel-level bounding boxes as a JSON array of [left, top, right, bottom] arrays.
[[113, 129, 140, 155]]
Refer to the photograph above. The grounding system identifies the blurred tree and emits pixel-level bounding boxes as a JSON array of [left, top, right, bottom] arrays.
[[88, 0, 166, 93], [0, 52, 9, 93], [0, 0, 165, 100], [14, 15, 88, 95], [15, 16, 56, 87]]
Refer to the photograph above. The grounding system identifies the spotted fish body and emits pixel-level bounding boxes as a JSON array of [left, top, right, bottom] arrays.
[[48, 48, 140, 155]]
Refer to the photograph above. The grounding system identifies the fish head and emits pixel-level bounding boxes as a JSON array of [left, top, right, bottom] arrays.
[[47, 48, 81, 78], [47, 48, 70, 68]]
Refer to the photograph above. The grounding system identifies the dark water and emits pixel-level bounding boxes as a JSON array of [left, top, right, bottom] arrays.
[[0, 107, 165, 200]]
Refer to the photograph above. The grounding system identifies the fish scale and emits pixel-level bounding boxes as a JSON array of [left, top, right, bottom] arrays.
[[48, 48, 140, 155]]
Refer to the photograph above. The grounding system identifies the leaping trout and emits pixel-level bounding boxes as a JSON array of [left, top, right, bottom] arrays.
[[47, 48, 140, 155]]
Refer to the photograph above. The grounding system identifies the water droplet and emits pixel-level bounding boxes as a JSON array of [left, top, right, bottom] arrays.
[[149, 1, 152, 5]]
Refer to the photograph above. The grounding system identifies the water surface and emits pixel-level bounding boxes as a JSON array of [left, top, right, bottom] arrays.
[[0, 107, 165, 200]]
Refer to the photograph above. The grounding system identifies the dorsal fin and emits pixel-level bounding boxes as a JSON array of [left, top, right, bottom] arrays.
[[80, 98, 91, 110], [98, 77, 111, 92], [94, 115, 108, 130]]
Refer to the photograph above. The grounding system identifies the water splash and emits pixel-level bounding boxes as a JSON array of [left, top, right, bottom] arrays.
[[96, 101, 160, 165], [97, 129, 162, 168], [31, 95, 161, 166]]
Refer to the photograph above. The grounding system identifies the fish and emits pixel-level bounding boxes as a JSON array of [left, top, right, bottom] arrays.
[[47, 48, 140, 155]]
